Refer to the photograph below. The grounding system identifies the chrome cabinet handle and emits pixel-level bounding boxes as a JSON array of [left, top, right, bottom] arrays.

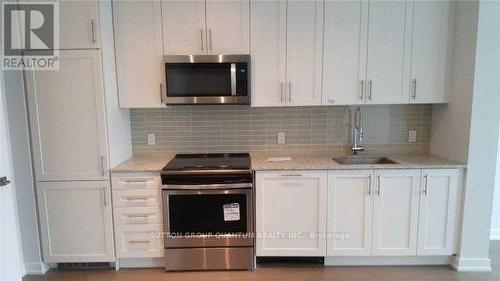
[[411, 79, 417, 99], [281, 174, 302, 177], [423, 174, 428, 196], [280, 82, 284, 103], [160, 83, 165, 103], [208, 29, 213, 52], [127, 214, 149, 218], [102, 186, 107, 207], [126, 196, 149, 201], [91, 19, 96, 44], [360, 80, 365, 100], [100, 155, 106, 177], [368, 175, 372, 196], [200, 28, 204, 51], [368, 80, 373, 100], [128, 240, 149, 244], [376, 175, 381, 196], [287, 82, 292, 103]]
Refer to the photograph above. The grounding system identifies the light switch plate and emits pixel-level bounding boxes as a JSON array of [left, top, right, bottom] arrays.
[[408, 130, 417, 143], [277, 132, 286, 145], [147, 133, 156, 145]]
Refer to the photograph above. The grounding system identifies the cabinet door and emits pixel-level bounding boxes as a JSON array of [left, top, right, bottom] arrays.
[[322, 0, 368, 105], [372, 169, 420, 256], [55, 0, 99, 49], [37, 181, 114, 262], [114, 0, 164, 108], [365, 1, 411, 104], [163, 0, 206, 55], [327, 171, 373, 256], [286, 0, 323, 106], [409, 1, 451, 103], [205, 0, 250, 54], [250, 0, 286, 107], [417, 169, 458, 255], [26, 50, 108, 181], [256, 171, 327, 256]]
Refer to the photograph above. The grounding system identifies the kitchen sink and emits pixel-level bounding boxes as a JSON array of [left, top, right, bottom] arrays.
[[333, 156, 399, 165]]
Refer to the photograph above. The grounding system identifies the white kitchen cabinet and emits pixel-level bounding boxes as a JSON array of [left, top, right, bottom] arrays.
[[408, 1, 451, 103], [250, 0, 286, 107], [115, 224, 164, 258], [205, 0, 249, 54], [163, 0, 249, 55], [417, 169, 458, 256], [285, 1, 323, 106], [162, 0, 206, 55], [37, 181, 114, 262], [322, 0, 368, 106], [256, 171, 327, 256], [327, 170, 373, 256], [372, 169, 420, 256], [54, 0, 100, 49], [365, 0, 411, 104], [26, 50, 109, 181], [113, 0, 165, 108], [250, 0, 323, 107]]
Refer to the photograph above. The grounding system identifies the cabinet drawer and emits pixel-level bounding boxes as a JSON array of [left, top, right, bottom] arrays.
[[112, 173, 161, 190], [114, 207, 162, 225], [115, 224, 164, 258], [112, 189, 161, 208]]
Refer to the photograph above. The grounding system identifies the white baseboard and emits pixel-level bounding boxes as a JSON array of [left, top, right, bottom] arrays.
[[450, 256, 492, 272], [116, 258, 163, 269], [491, 229, 500, 240], [24, 262, 49, 275], [324, 256, 451, 266]]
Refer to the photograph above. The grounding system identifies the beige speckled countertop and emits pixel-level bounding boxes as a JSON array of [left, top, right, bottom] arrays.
[[111, 153, 466, 173]]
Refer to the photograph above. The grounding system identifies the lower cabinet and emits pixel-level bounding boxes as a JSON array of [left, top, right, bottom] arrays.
[[36, 181, 114, 262], [111, 172, 164, 259], [256, 171, 327, 256], [326, 169, 458, 257], [417, 169, 458, 256]]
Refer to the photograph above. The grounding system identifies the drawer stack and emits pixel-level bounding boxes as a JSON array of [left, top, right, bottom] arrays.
[[111, 173, 164, 258]]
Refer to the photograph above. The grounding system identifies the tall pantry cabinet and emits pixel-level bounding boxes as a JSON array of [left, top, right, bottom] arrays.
[[26, 1, 114, 263]]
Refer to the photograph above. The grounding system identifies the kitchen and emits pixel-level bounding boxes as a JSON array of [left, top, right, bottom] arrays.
[[1, 0, 500, 280]]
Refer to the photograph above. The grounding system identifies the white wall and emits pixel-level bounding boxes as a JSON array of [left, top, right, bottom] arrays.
[[450, 0, 500, 271], [4, 71, 47, 274], [491, 125, 500, 239]]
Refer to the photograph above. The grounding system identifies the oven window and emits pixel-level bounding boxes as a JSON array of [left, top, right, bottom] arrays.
[[166, 63, 231, 96], [168, 194, 247, 234]]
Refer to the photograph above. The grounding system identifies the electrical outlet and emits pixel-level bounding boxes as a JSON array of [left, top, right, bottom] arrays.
[[147, 133, 156, 145], [277, 132, 286, 144], [408, 130, 417, 143]]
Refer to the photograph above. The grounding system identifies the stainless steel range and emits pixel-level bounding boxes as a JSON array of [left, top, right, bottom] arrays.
[[161, 153, 254, 271]]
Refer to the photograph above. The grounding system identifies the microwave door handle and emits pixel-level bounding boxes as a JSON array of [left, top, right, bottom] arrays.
[[230, 63, 236, 96]]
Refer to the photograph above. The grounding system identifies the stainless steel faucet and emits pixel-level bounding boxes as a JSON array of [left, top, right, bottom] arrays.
[[352, 106, 366, 155]]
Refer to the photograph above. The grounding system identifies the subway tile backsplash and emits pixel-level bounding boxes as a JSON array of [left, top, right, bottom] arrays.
[[130, 104, 432, 156]]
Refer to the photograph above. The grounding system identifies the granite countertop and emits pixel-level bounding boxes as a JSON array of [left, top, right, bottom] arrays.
[[111, 153, 466, 173]]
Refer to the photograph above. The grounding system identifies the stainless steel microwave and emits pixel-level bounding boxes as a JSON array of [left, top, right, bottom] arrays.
[[163, 55, 250, 105]]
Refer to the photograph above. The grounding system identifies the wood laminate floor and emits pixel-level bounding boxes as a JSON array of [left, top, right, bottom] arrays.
[[24, 241, 500, 281]]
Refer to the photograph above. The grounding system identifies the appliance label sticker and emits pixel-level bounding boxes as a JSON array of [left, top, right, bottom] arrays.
[[223, 203, 240, 221]]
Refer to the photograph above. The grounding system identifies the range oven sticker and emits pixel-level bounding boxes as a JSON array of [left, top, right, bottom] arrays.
[[223, 203, 240, 221]]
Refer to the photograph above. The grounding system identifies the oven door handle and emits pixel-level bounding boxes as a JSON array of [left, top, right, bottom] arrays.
[[163, 183, 252, 190]]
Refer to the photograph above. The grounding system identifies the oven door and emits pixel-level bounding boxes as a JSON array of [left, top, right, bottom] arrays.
[[164, 55, 250, 105], [162, 188, 253, 248]]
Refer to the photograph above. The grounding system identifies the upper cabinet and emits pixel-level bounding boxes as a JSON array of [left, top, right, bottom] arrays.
[[322, 0, 452, 106], [26, 50, 109, 181], [163, 0, 249, 55], [251, 0, 323, 107], [114, 0, 165, 108], [56, 0, 100, 49], [409, 1, 451, 103]]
